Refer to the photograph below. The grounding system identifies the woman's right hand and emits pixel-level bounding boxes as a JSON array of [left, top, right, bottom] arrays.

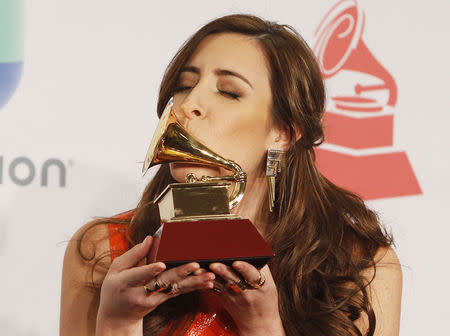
[[95, 236, 215, 336]]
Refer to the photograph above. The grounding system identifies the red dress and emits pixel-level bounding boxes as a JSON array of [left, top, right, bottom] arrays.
[[108, 212, 238, 336]]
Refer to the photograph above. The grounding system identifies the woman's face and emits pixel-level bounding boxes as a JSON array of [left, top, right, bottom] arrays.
[[171, 32, 282, 182]]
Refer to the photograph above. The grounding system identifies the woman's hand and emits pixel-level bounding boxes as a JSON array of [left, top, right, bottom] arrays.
[[209, 261, 285, 336], [96, 236, 215, 336]]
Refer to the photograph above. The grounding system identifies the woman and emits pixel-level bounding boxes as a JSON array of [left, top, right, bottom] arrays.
[[60, 14, 402, 336]]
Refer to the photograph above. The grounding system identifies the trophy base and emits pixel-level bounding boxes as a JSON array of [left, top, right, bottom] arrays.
[[147, 218, 274, 270]]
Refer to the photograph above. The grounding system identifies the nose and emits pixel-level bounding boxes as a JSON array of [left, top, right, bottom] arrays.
[[177, 88, 205, 123]]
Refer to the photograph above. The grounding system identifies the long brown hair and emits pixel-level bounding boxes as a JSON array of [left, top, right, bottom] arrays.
[[80, 14, 392, 336]]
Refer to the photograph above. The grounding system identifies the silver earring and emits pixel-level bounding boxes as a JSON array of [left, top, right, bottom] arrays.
[[266, 149, 285, 212]]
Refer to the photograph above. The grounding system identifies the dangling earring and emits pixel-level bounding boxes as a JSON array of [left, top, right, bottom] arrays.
[[266, 149, 285, 212]]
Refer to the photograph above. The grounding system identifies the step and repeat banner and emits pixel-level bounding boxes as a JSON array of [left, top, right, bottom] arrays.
[[1, 0, 448, 335]]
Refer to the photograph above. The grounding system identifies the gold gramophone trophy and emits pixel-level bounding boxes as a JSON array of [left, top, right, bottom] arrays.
[[142, 98, 274, 269]]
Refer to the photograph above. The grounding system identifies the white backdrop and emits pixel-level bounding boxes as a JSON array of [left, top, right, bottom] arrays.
[[1, 0, 449, 335]]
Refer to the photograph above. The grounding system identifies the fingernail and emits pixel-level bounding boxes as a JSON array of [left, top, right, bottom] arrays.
[[155, 263, 166, 272], [141, 238, 147, 247]]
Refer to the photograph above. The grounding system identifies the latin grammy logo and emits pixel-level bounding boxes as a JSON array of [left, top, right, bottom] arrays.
[[313, 0, 421, 200]]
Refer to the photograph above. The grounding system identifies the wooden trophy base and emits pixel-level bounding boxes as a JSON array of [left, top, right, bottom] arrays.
[[147, 218, 274, 269]]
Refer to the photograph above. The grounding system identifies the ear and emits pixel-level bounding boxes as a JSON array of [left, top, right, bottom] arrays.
[[268, 124, 301, 151]]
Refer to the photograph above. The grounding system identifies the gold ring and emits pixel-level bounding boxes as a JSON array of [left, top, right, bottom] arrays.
[[144, 279, 170, 296], [161, 283, 173, 294], [144, 283, 166, 296], [169, 282, 181, 296], [245, 270, 266, 289]]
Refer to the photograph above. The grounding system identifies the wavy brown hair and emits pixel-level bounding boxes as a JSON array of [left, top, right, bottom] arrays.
[[80, 14, 392, 336]]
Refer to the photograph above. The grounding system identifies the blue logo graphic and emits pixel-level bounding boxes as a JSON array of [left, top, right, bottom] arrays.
[[0, 0, 24, 110]]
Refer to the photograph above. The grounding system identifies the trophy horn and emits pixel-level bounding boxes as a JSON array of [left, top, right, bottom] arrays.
[[142, 98, 247, 209]]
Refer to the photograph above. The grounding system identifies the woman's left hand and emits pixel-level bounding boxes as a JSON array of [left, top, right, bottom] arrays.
[[208, 261, 285, 336]]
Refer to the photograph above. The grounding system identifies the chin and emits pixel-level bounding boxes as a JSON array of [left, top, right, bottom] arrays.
[[170, 163, 222, 183]]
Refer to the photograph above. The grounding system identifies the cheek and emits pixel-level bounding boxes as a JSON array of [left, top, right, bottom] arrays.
[[231, 134, 268, 174], [208, 115, 271, 175]]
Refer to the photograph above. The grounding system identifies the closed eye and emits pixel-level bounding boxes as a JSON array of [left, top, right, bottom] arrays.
[[174, 86, 240, 100], [174, 85, 193, 93], [219, 90, 241, 99]]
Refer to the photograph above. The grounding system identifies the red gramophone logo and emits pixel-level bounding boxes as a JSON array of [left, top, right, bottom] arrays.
[[313, 0, 421, 200]]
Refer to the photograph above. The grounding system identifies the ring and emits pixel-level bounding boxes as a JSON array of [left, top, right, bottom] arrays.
[[212, 286, 223, 294], [168, 282, 181, 296], [161, 283, 173, 294], [226, 279, 249, 294], [144, 279, 170, 296], [245, 270, 266, 289], [211, 280, 224, 294], [144, 284, 166, 296]]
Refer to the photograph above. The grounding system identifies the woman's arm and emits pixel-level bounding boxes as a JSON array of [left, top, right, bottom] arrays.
[[60, 223, 110, 336], [356, 247, 403, 336]]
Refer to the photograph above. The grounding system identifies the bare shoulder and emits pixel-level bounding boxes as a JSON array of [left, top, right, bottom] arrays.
[[374, 246, 402, 269], [363, 246, 402, 293], [63, 220, 112, 286], [60, 221, 111, 336], [356, 246, 403, 336]]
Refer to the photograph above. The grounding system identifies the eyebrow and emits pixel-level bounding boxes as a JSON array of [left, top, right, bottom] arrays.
[[180, 66, 253, 89]]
